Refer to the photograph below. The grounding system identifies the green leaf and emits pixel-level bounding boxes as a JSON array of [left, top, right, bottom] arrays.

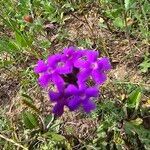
[[44, 132, 66, 142], [125, 0, 130, 11], [125, 0, 136, 11], [0, 39, 19, 53], [8, 40, 20, 51], [21, 94, 40, 114], [15, 31, 27, 47], [42, 132, 72, 150], [51, 133, 66, 142], [130, 118, 143, 126], [22, 93, 34, 103], [127, 88, 142, 109], [45, 115, 54, 126], [113, 17, 124, 28], [139, 60, 150, 73], [125, 121, 150, 147], [22, 111, 39, 129], [105, 9, 122, 19]]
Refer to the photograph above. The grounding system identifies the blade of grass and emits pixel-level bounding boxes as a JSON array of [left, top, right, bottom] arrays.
[[0, 134, 28, 150]]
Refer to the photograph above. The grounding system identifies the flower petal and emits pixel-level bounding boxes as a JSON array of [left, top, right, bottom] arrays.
[[63, 46, 75, 56], [86, 50, 99, 62], [47, 54, 61, 68], [97, 57, 112, 71], [56, 64, 72, 74], [77, 68, 92, 82], [49, 91, 60, 102], [52, 74, 64, 92], [82, 100, 96, 113], [38, 73, 51, 87], [34, 60, 47, 73], [92, 70, 107, 85], [74, 59, 90, 68], [86, 87, 99, 97], [52, 103, 64, 116], [67, 96, 80, 111], [65, 84, 78, 95], [73, 50, 85, 60]]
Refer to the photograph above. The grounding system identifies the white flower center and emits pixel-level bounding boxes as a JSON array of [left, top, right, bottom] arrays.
[[57, 62, 64, 67], [80, 94, 86, 100], [92, 62, 98, 69]]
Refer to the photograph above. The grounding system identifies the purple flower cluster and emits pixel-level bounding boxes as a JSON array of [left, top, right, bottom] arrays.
[[34, 47, 111, 116]]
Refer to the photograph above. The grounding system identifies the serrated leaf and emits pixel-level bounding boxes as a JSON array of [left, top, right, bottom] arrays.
[[22, 111, 39, 129], [44, 132, 66, 142], [113, 17, 124, 28], [139, 60, 150, 73], [125, 0, 130, 11], [127, 88, 142, 109], [22, 94, 34, 102], [125, 0, 136, 11], [42, 132, 72, 150], [125, 121, 150, 147], [51, 133, 66, 142], [21, 94, 40, 114]]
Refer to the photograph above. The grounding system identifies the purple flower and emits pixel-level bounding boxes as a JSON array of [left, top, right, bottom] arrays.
[[61, 46, 76, 63], [48, 53, 72, 75], [38, 73, 51, 87], [35, 54, 70, 88], [49, 86, 70, 116], [74, 50, 98, 68], [34, 46, 111, 116], [49, 87, 68, 116], [52, 102, 65, 116], [66, 84, 98, 113], [49, 84, 98, 116], [34, 60, 48, 73], [74, 51, 111, 85], [49, 91, 67, 116]]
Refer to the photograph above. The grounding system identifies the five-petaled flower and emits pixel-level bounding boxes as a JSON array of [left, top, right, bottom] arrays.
[[34, 47, 111, 116]]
